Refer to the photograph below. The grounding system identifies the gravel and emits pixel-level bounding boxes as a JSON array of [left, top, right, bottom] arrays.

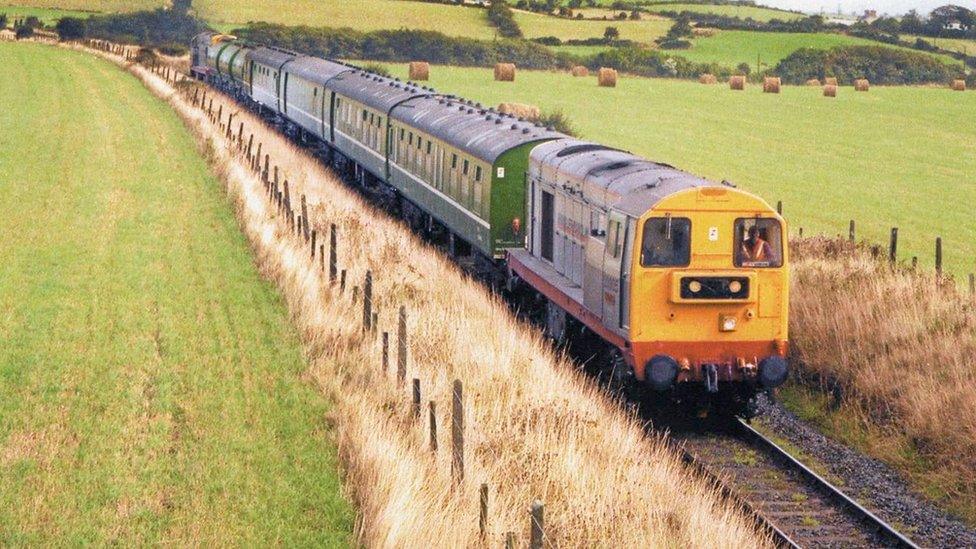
[[755, 394, 976, 548]]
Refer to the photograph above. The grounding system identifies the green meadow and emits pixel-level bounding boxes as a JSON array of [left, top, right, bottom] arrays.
[[0, 43, 352, 545], [0, 5, 98, 24], [642, 2, 803, 22], [386, 63, 976, 279]]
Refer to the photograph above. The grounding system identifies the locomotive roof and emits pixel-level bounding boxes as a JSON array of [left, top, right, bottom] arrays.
[[328, 70, 432, 113], [393, 95, 566, 165], [247, 46, 297, 69], [286, 56, 352, 86], [529, 139, 721, 217]]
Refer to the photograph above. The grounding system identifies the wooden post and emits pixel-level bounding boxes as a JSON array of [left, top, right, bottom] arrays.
[[412, 378, 421, 419], [428, 401, 437, 452], [263, 153, 269, 183], [479, 483, 489, 538], [776, 200, 782, 215], [193, 88, 198, 106], [311, 230, 317, 260], [451, 379, 464, 481], [319, 244, 325, 273], [283, 180, 290, 211], [849, 220, 855, 242], [969, 273, 975, 296], [397, 306, 407, 385], [329, 224, 338, 283], [217, 104, 223, 125], [301, 195, 309, 241], [889, 227, 898, 264], [382, 332, 389, 373], [237, 122, 244, 147], [935, 237, 943, 277], [530, 500, 544, 549], [912, 256, 918, 269], [246, 134, 253, 159], [363, 271, 372, 331], [255, 142, 262, 172]]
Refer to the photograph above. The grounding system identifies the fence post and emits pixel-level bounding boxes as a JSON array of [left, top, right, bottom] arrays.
[[776, 200, 782, 215], [530, 501, 544, 549], [237, 122, 244, 147], [889, 227, 898, 265], [340, 270, 347, 293], [428, 400, 438, 452], [912, 256, 918, 269], [246, 133, 253, 160], [798, 227, 803, 238], [301, 195, 310, 242], [263, 153, 269, 183], [479, 483, 489, 538], [311, 230, 317, 260], [283, 180, 291, 211], [382, 332, 389, 373], [970, 273, 975, 297], [329, 224, 338, 283], [849, 220, 855, 242], [936, 237, 943, 278], [363, 271, 372, 331], [397, 306, 407, 385], [273, 166, 279, 197], [412, 378, 421, 419], [320, 244, 325, 273], [451, 379, 464, 482]]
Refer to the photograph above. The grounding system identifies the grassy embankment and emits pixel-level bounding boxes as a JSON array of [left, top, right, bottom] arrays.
[[0, 42, 352, 545], [383, 63, 976, 280], [101, 42, 771, 547], [789, 237, 976, 524]]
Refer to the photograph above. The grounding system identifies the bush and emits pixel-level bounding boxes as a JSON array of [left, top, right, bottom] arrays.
[[536, 109, 578, 137], [362, 62, 392, 78], [585, 46, 729, 79], [156, 42, 188, 56], [0, 13, 8, 29], [774, 45, 956, 85], [487, 0, 522, 39], [56, 17, 87, 41], [658, 38, 691, 50], [736, 62, 751, 75], [236, 24, 572, 70], [15, 24, 33, 39], [85, 8, 208, 49]]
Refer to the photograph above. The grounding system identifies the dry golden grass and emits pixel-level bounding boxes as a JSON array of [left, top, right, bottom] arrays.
[[75, 42, 770, 547], [790, 237, 976, 519]]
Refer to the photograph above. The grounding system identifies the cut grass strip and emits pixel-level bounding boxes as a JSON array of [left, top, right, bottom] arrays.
[[0, 42, 352, 546]]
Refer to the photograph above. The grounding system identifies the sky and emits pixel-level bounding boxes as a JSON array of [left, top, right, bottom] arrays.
[[755, 0, 975, 16]]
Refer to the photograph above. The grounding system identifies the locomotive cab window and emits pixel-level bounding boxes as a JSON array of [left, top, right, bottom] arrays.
[[734, 218, 783, 268], [640, 217, 691, 267]]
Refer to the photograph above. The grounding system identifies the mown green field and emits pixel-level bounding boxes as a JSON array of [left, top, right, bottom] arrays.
[[642, 2, 803, 22], [386, 62, 976, 279], [0, 43, 353, 545], [0, 5, 98, 24], [514, 9, 672, 44], [195, 0, 496, 38], [903, 34, 976, 56], [0, 0, 152, 13], [679, 30, 963, 69]]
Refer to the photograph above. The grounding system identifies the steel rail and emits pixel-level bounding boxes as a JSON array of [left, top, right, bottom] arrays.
[[734, 418, 919, 549]]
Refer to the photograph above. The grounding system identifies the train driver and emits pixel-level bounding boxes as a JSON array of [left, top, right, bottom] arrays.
[[740, 225, 775, 266]]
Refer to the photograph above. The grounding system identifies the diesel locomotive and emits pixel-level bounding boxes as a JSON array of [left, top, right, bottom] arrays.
[[190, 33, 790, 415]]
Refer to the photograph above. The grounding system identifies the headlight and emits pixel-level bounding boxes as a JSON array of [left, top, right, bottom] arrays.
[[728, 280, 742, 293], [720, 315, 737, 332], [688, 280, 702, 293]]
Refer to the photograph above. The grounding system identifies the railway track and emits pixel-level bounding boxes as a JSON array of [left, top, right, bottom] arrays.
[[669, 418, 918, 549]]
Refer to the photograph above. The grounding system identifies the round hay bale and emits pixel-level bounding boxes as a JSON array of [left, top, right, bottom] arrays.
[[699, 73, 717, 84], [729, 75, 746, 91], [598, 67, 618, 87], [408, 61, 430, 81], [805, 78, 821, 86], [763, 76, 781, 94], [494, 63, 516, 82], [497, 102, 541, 120], [854, 78, 870, 92], [571, 65, 589, 77], [823, 84, 837, 98], [824, 76, 838, 86], [951, 79, 966, 91]]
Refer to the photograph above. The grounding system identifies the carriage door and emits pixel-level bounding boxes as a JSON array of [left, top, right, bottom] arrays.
[[618, 217, 634, 330], [601, 211, 628, 330], [540, 190, 554, 262], [583, 209, 606, 318]]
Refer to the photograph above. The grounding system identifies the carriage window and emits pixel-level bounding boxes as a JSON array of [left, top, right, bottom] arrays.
[[640, 217, 691, 267], [735, 218, 783, 268], [314, 87, 318, 97], [463, 160, 469, 175], [475, 166, 482, 181], [451, 154, 458, 169], [417, 137, 423, 150], [590, 211, 607, 238], [400, 128, 405, 140], [427, 142, 432, 154]]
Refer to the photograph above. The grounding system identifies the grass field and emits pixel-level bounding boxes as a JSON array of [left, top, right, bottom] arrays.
[[514, 9, 672, 44], [194, 0, 497, 38], [643, 2, 803, 22], [0, 0, 152, 13], [0, 5, 98, 24], [904, 34, 976, 56], [0, 43, 352, 545], [384, 63, 976, 280], [680, 30, 963, 69]]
